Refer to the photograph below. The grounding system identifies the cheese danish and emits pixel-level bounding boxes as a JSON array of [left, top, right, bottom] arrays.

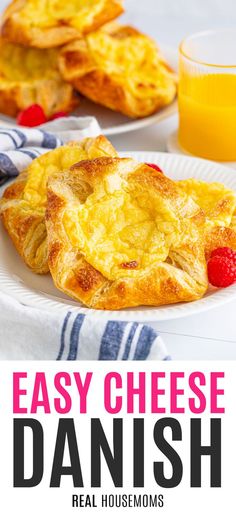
[[59, 23, 177, 118], [46, 157, 208, 309]]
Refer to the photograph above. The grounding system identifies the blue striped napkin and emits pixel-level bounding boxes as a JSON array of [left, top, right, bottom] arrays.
[[0, 122, 170, 361], [0, 293, 170, 361], [0, 116, 101, 184], [58, 313, 170, 361], [0, 127, 61, 184]]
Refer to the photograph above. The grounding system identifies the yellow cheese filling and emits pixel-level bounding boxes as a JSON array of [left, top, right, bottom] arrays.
[[22, 146, 98, 211], [63, 174, 198, 280], [178, 179, 236, 228], [86, 30, 176, 100], [18, 0, 107, 30], [0, 42, 59, 81]]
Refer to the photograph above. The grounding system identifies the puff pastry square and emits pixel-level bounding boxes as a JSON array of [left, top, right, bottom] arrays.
[[0, 136, 118, 274], [0, 38, 77, 117], [177, 179, 236, 259], [59, 23, 177, 118], [1, 0, 124, 48], [45, 157, 208, 310]]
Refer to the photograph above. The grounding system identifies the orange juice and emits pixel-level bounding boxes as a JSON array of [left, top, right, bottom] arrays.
[[178, 73, 236, 161]]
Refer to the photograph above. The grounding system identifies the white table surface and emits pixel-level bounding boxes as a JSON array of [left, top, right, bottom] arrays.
[[0, 0, 235, 359]]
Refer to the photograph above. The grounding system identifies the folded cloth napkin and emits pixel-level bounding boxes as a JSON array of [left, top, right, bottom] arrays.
[[0, 116, 101, 184], [0, 119, 170, 361], [0, 293, 170, 361]]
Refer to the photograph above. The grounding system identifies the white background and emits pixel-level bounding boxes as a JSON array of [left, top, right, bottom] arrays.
[[0, 0, 236, 358]]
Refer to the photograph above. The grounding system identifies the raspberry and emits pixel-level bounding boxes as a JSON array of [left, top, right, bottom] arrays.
[[49, 111, 68, 121], [146, 162, 163, 173], [17, 104, 47, 127], [211, 247, 236, 265], [207, 255, 236, 288]]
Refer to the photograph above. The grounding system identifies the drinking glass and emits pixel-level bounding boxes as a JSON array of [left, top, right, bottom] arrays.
[[178, 29, 236, 161]]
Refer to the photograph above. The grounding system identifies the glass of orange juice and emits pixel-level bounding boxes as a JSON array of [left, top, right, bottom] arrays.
[[178, 29, 236, 161]]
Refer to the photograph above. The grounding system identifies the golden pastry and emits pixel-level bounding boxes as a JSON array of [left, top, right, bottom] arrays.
[[0, 136, 118, 274], [1, 0, 124, 48], [177, 179, 236, 258], [59, 23, 177, 118], [45, 157, 208, 310], [0, 38, 77, 117]]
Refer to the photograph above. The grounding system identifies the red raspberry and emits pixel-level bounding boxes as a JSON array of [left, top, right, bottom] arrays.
[[49, 111, 68, 121], [146, 162, 163, 173], [211, 247, 236, 265], [17, 104, 48, 127], [207, 255, 236, 288]]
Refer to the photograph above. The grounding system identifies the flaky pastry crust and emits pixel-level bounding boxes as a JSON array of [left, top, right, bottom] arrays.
[[59, 23, 177, 118], [1, 0, 124, 48], [0, 136, 118, 274], [46, 157, 208, 310]]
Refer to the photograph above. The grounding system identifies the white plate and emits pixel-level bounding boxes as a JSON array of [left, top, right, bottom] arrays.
[[1, 151, 236, 321], [0, 47, 177, 136]]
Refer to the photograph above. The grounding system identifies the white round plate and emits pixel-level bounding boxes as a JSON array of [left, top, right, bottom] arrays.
[[0, 47, 177, 136], [1, 151, 236, 321]]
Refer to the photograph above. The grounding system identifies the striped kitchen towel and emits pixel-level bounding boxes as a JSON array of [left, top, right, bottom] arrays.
[[0, 116, 101, 184], [0, 292, 170, 361]]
